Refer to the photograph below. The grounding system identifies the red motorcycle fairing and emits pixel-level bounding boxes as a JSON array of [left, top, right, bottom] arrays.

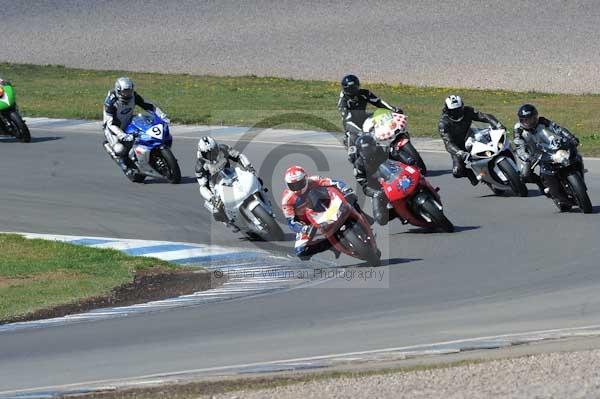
[[304, 186, 378, 261], [378, 161, 443, 229]]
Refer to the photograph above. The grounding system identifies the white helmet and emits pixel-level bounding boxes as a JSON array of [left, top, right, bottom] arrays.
[[198, 136, 219, 162], [115, 77, 134, 101], [445, 95, 464, 122]]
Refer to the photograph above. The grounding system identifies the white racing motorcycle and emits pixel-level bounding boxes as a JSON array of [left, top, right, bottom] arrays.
[[465, 126, 528, 197], [205, 167, 284, 241]]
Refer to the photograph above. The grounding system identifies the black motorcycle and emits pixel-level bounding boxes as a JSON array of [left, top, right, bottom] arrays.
[[532, 128, 591, 213]]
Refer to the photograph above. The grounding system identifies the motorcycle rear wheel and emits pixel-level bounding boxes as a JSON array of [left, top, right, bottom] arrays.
[[566, 172, 592, 214]]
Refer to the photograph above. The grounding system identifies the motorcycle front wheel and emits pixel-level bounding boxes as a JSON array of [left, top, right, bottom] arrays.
[[8, 110, 31, 143], [339, 222, 380, 265], [566, 172, 592, 214], [419, 198, 454, 233], [496, 158, 528, 197], [152, 148, 181, 184], [251, 205, 284, 241]]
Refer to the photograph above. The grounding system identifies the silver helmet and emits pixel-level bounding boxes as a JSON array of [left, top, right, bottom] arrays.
[[115, 77, 134, 101], [198, 136, 219, 162]]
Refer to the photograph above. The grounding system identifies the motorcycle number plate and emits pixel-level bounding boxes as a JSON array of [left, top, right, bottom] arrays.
[[147, 125, 164, 139]]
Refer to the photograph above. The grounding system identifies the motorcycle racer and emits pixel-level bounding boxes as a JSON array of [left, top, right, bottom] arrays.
[[338, 74, 403, 149], [513, 104, 581, 207], [353, 134, 402, 226], [439, 95, 505, 185], [103, 77, 169, 175], [282, 166, 359, 260], [195, 136, 256, 231]]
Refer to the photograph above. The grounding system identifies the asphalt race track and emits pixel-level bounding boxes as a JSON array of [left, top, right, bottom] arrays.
[[1, 126, 600, 392], [1, 0, 599, 93]]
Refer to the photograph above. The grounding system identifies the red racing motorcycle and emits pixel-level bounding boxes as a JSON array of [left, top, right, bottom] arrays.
[[304, 186, 381, 265], [377, 160, 454, 232]]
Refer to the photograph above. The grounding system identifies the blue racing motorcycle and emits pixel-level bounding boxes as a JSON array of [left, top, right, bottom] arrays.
[[104, 112, 181, 183]]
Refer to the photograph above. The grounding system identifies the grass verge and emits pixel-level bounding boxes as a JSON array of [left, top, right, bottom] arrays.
[[2, 62, 600, 155], [0, 233, 188, 322]]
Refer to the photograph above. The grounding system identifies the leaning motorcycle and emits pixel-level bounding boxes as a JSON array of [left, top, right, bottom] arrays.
[[103, 112, 181, 184], [465, 126, 528, 197], [0, 79, 31, 142], [304, 186, 381, 265], [532, 128, 592, 213], [363, 109, 427, 174], [377, 159, 454, 232], [207, 166, 284, 241]]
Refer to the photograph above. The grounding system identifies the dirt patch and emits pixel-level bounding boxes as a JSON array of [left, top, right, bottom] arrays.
[[0, 267, 226, 324], [0, 270, 82, 289]]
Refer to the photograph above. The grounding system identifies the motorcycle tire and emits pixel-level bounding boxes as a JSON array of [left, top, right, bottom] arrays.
[[399, 142, 427, 175], [566, 172, 592, 214], [155, 148, 181, 184], [251, 205, 284, 241], [420, 198, 454, 233], [496, 158, 528, 197], [340, 222, 380, 265], [8, 110, 31, 143]]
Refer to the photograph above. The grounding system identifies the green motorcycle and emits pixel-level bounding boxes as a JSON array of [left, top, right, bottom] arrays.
[[0, 79, 31, 142]]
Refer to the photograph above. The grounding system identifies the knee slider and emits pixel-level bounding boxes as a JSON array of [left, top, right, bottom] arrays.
[[113, 143, 127, 157]]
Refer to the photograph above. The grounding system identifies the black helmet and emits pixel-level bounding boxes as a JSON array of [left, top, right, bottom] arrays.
[[355, 134, 378, 161], [517, 104, 539, 130], [341, 74, 360, 97]]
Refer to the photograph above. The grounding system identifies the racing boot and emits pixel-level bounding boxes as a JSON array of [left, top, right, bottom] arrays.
[[543, 174, 571, 211], [466, 170, 480, 186]]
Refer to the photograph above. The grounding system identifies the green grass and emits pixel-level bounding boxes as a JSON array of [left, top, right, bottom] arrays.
[[0, 234, 179, 321], [2, 62, 600, 155]]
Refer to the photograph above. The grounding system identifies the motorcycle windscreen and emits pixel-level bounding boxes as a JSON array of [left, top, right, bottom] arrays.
[[470, 128, 492, 144], [377, 160, 403, 182], [306, 187, 331, 212], [129, 114, 155, 132], [535, 127, 561, 149], [218, 168, 237, 186]]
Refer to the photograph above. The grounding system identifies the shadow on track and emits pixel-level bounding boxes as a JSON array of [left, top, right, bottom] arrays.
[[0, 136, 62, 143], [143, 176, 197, 185], [425, 169, 452, 177], [339, 257, 422, 268], [393, 225, 480, 235]]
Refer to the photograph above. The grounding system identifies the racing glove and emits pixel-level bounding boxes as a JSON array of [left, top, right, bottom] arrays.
[[456, 150, 469, 162], [392, 106, 404, 114], [156, 108, 170, 123], [121, 134, 134, 143]]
